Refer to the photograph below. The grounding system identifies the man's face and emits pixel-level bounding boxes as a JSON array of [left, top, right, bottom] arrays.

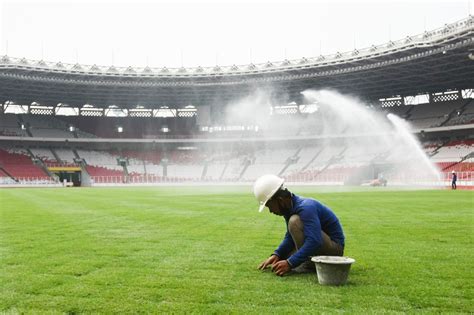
[[265, 197, 287, 216]]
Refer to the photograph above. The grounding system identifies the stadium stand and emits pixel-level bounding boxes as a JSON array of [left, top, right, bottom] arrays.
[[302, 145, 346, 170], [407, 100, 467, 129], [77, 150, 123, 171], [431, 140, 473, 162], [383, 105, 413, 119], [284, 146, 320, 175], [55, 148, 78, 164], [143, 162, 163, 176], [21, 115, 71, 138], [0, 148, 50, 180], [0, 114, 24, 136], [125, 158, 146, 176], [443, 99, 474, 126], [166, 164, 202, 181], [86, 165, 124, 177], [242, 148, 294, 180], [30, 147, 58, 164], [1, 97, 471, 140], [204, 162, 227, 180], [0, 114, 96, 139], [59, 116, 193, 139], [0, 139, 471, 185], [121, 150, 163, 165]]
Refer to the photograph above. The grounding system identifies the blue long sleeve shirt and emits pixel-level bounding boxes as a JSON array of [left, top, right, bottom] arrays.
[[273, 194, 345, 267]]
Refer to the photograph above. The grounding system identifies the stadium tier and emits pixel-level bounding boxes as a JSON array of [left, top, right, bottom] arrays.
[[0, 148, 51, 183], [0, 139, 472, 185], [53, 148, 77, 165], [0, 98, 472, 139], [85, 165, 124, 180]]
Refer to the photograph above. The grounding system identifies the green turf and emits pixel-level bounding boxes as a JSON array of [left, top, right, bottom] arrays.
[[0, 186, 472, 313]]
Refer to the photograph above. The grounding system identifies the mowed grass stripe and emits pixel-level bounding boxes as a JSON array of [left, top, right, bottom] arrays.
[[0, 187, 472, 313]]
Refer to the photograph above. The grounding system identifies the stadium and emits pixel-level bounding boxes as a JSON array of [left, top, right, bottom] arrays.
[[0, 16, 473, 187], [0, 9, 473, 314]]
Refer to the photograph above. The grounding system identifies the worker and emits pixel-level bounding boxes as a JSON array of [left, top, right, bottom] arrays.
[[451, 170, 457, 190], [254, 174, 345, 276]]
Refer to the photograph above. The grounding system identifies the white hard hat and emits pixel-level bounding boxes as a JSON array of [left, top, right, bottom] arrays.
[[253, 174, 284, 212]]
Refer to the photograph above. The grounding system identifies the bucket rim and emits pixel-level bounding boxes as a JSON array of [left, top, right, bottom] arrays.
[[311, 255, 355, 264]]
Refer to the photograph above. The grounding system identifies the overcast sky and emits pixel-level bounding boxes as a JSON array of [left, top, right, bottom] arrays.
[[0, 0, 472, 68]]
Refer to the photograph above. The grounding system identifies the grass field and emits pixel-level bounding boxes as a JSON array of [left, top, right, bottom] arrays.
[[0, 186, 472, 313]]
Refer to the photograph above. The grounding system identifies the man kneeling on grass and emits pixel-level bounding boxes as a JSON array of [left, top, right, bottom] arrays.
[[254, 174, 345, 276]]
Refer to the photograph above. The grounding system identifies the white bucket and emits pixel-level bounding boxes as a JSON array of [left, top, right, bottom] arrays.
[[311, 256, 355, 286]]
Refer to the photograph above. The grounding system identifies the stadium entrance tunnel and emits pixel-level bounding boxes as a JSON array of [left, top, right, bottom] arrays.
[[48, 166, 82, 187]]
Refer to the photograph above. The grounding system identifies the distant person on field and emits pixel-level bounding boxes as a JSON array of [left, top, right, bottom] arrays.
[[254, 174, 345, 276], [451, 170, 457, 190]]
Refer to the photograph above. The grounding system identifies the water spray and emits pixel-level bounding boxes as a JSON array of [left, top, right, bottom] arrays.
[[300, 89, 441, 186]]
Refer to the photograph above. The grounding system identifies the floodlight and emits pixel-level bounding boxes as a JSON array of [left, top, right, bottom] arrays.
[[161, 126, 169, 133], [117, 126, 123, 133], [69, 126, 75, 132]]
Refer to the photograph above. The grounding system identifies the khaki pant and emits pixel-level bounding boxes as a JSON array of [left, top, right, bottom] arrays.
[[288, 214, 344, 259]]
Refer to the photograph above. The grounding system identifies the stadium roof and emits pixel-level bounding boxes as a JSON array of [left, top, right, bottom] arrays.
[[0, 16, 473, 108]]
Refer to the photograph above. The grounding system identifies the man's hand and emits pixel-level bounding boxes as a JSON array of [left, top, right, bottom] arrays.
[[272, 260, 291, 276], [258, 254, 280, 270]]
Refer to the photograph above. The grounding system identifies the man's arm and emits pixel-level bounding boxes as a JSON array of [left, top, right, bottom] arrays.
[[258, 230, 293, 271], [269, 231, 294, 276], [273, 230, 294, 259]]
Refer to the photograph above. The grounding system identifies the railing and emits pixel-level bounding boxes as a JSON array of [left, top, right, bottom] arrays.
[[44, 161, 80, 167], [0, 176, 58, 185], [90, 175, 198, 184], [440, 171, 473, 182]]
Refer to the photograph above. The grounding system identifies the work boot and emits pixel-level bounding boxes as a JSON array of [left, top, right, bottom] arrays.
[[292, 261, 316, 273]]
